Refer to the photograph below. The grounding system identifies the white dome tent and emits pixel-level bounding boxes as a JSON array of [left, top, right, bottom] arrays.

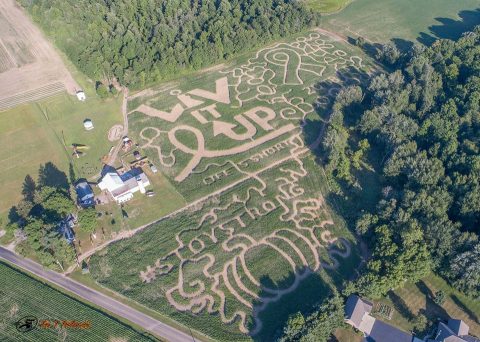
[[83, 119, 94, 130]]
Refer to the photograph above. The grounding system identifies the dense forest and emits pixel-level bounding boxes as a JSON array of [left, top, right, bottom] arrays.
[[20, 0, 319, 87], [322, 27, 480, 299]]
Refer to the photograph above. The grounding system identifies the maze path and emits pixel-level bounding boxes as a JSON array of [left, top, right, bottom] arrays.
[[139, 153, 352, 334]]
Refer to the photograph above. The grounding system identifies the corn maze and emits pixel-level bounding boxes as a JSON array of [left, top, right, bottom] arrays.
[[90, 31, 370, 340]]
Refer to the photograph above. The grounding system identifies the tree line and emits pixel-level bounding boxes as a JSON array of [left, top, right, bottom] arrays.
[[20, 0, 320, 88], [323, 27, 480, 299]]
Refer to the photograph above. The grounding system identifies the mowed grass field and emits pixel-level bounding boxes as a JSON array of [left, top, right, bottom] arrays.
[[305, 0, 352, 14], [0, 91, 123, 215], [372, 274, 480, 337], [321, 0, 480, 45], [0, 262, 158, 342]]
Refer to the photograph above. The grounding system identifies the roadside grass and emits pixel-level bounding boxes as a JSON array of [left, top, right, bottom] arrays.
[[70, 269, 214, 342], [321, 0, 480, 45], [305, 0, 352, 14], [372, 274, 480, 337], [0, 261, 159, 342]]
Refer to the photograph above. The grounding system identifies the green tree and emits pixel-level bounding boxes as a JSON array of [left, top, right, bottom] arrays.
[[449, 244, 480, 298], [410, 313, 428, 334], [96, 82, 109, 98], [281, 312, 305, 341], [78, 208, 98, 234], [280, 294, 345, 342], [433, 290, 446, 305]]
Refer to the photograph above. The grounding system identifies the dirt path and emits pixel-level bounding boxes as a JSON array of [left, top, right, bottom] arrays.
[[315, 27, 349, 43], [106, 88, 129, 165]]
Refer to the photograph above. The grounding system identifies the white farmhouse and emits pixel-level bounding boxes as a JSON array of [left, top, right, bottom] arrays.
[[98, 168, 150, 203]]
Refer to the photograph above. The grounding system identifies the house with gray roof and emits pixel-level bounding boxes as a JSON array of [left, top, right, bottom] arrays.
[[428, 319, 480, 342], [345, 296, 480, 342], [345, 295, 414, 342]]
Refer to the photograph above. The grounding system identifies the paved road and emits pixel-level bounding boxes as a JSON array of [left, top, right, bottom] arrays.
[[0, 247, 195, 342]]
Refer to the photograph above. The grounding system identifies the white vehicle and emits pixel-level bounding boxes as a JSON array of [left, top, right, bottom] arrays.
[[149, 163, 158, 173]]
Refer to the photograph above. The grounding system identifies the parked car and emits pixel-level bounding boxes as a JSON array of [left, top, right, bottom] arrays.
[[146, 190, 155, 197], [133, 150, 141, 160]]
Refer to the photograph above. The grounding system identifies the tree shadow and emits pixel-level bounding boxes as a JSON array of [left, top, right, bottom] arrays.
[[21, 175, 36, 202], [7, 206, 21, 224], [303, 66, 371, 149], [101, 164, 118, 178], [450, 294, 479, 324], [37, 162, 69, 190], [415, 281, 450, 321], [248, 267, 334, 341], [388, 291, 415, 321], [68, 162, 77, 184], [391, 38, 414, 52], [418, 9, 480, 45], [302, 66, 381, 230], [347, 36, 384, 62]]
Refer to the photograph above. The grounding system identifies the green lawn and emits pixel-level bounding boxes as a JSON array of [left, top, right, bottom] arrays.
[[321, 0, 480, 46], [372, 274, 480, 338], [305, 0, 352, 14], [0, 261, 158, 342]]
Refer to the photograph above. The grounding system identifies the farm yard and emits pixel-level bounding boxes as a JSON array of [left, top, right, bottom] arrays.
[[0, 92, 123, 215], [321, 0, 480, 46], [88, 31, 370, 340], [0, 0, 78, 111], [0, 262, 157, 342]]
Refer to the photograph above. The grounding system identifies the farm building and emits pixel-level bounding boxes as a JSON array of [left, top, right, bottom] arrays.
[[76, 90, 86, 101], [98, 168, 150, 203], [428, 319, 480, 342], [75, 180, 95, 207], [344, 295, 480, 342], [83, 119, 94, 130], [345, 295, 414, 342]]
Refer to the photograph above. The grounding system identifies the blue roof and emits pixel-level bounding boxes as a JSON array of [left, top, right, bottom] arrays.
[[58, 220, 75, 243], [368, 320, 413, 342], [75, 181, 94, 206]]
